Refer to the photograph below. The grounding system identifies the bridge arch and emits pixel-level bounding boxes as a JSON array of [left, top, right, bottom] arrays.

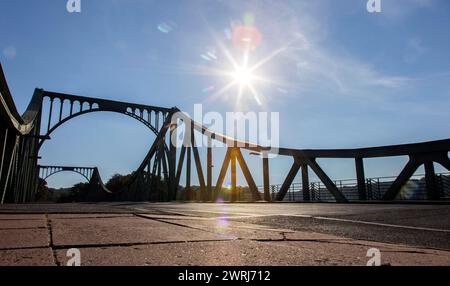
[[38, 90, 172, 150], [38, 166, 96, 182]]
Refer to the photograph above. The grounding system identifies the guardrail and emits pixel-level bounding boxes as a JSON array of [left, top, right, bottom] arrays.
[[257, 172, 450, 202]]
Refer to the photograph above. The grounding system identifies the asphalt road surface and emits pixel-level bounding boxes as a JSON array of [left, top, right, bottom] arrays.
[[122, 203, 450, 250]]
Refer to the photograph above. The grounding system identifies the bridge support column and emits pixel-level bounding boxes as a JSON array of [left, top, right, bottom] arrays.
[[169, 121, 177, 201], [383, 157, 420, 200], [47, 98, 54, 133], [425, 161, 439, 200], [436, 154, 450, 172], [186, 147, 191, 200], [305, 157, 348, 203], [301, 163, 310, 201], [214, 148, 231, 201], [191, 129, 205, 201], [235, 149, 261, 201], [355, 157, 367, 201], [207, 138, 212, 201], [263, 156, 271, 202], [157, 148, 163, 201], [230, 148, 237, 202], [275, 159, 301, 201], [175, 145, 186, 197]]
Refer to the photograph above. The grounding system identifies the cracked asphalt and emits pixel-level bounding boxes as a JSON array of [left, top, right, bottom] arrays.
[[0, 202, 449, 266]]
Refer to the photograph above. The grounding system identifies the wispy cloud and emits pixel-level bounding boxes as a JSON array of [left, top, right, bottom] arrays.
[[217, 0, 413, 100], [403, 38, 427, 64], [2, 46, 16, 60], [380, 0, 436, 20], [285, 39, 414, 95]]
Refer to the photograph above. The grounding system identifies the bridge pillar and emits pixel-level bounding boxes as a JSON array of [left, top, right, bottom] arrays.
[[424, 161, 439, 200], [169, 121, 177, 201], [213, 148, 231, 201], [263, 156, 271, 202], [275, 159, 301, 201], [207, 138, 212, 201], [157, 148, 163, 200], [355, 157, 367, 201], [186, 147, 191, 200], [46, 98, 54, 133], [382, 157, 420, 200], [231, 148, 237, 202], [301, 163, 310, 201], [305, 157, 348, 203]]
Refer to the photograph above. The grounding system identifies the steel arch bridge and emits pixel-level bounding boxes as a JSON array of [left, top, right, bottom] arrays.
[[37, 90, 173, 150], [38, 165, 96, 182], [1, 63, 450, 204]]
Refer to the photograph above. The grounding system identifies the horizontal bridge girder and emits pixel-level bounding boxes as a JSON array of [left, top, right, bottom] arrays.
[[42, 90, 173, 114], [176, 112, 450, 160]]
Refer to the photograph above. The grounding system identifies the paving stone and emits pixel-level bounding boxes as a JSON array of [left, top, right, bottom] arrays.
[[155, 217, 285, 240], [0, 214, 44, 220], [0, 248, 55, 266], [48, 214, 133, 219], [0, 203, 129, 213], [0, 228, 49, 249], [50, 216, 232, 247], [0, 218, 47, 230], [273, 240, 450, 266], [284, 231, 349, 241]]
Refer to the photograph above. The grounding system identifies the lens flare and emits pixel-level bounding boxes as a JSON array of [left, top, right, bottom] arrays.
[[157, 21, 176, 34], [232, 26, 262, 51]]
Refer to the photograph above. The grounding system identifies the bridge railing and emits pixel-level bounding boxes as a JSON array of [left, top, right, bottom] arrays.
[[259, 172, 450, 202], [437, 174, 450, 199], [1, 64, 42, 204]]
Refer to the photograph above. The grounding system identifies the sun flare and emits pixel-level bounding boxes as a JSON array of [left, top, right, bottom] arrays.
[[232, 66, 254, 87], [201, 17, 294, 107]]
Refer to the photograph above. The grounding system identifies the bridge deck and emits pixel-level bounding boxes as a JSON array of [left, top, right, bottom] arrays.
[[0, 203, 449, 266]]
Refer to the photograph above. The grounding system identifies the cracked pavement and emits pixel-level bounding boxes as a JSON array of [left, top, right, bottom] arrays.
[[0, 203, 449, 266]]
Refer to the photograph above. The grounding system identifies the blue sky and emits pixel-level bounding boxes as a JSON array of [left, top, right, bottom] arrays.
[[1, 0, 450, 188]]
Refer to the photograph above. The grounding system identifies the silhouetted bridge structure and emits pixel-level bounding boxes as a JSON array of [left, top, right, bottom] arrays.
[[1, 63, 450, 204], [38, 165, 96, 182]]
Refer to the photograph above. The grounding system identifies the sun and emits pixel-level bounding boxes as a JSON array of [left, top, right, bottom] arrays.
[[207, 45, 288, 107], [232, 66, 254, 87], [203, 31, 290, 107]]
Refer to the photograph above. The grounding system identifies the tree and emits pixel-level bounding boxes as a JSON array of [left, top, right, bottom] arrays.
[[106, 173, 133, 193], [35, 178, 51, 202], [57, 182, 90, 203]]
